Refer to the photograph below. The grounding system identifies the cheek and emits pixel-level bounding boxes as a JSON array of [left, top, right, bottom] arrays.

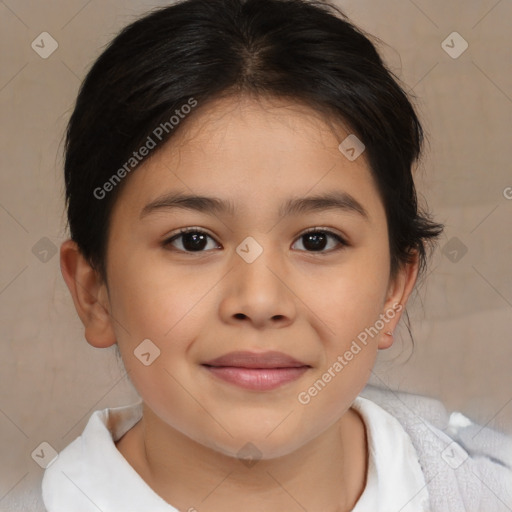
[[106, 262, 208, 410], [110, 261, 209, 422], [109, 251, 210, 341], [302, 248, 390, 342], [295, 247, 390, 404]]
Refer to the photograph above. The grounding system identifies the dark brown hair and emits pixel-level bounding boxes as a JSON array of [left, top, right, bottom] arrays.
[[63, 0, 443, 285]]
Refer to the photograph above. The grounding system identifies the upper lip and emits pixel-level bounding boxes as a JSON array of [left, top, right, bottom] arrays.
[[202, 351, 310, 368]]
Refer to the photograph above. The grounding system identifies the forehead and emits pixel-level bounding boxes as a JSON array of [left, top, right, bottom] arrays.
[[166, 94, 364, 167], [111, 95, 383, 221]]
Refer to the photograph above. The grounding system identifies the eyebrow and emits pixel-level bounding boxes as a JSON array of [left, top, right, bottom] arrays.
[[139, 191, 369, 220]]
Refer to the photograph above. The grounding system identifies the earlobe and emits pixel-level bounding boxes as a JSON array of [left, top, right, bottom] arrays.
[[377, 303, 403, 349], [60, 239, 117, 348], [379, 329, 395, 350], [378, 250, 420, 350]]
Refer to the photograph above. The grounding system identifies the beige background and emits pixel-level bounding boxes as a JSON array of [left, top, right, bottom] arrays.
[[1, 0, 511, 509]]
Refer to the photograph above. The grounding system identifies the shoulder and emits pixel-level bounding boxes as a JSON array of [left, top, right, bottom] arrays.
[[359, 384, 512, 512], [41, 408, 112, 510], [42, 403, 145, 511]]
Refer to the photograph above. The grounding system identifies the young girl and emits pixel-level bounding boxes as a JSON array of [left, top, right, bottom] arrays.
[[42, 0, 512, 510]]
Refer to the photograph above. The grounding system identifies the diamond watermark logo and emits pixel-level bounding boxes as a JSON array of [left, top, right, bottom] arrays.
[[338, 134, 365, 161], [441, 441, 469, 469], [32, 237, 58, 263], [31, 32, 59, 59], [31, 441, 58, 469], [442, 236, 468, 263], [236, 236, 263, 264], [134, 339, 161, 366], [237, 442, 262, 468], [442, 32, 468, 59]]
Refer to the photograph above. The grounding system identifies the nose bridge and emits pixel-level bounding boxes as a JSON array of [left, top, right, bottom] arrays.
[[234, 233, 283, 294], [223, 233, 295, 325]]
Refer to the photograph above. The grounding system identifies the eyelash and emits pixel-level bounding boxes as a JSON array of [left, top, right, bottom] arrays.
[[162, 227, 348, 255]]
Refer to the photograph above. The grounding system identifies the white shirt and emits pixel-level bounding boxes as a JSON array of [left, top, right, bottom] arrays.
[[41, 396, 430, 512], [351, 397, 430, 511]]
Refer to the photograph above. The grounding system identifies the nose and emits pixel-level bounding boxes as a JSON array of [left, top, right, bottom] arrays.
[[218, 243, 297, 329]]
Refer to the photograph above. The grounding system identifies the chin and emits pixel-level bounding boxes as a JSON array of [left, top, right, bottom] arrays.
[[201, 427, 307, 462]]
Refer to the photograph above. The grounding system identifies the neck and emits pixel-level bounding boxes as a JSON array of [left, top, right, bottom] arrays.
[[117, 404, 368, 512]]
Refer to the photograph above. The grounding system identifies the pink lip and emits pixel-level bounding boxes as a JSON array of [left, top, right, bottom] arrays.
[[203, 350, 308, 368], [204, 366, 309, 390], [202, 351, 311, 391]]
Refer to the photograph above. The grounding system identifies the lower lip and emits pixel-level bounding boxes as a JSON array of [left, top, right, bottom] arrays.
[[203, 366, 309, 391]]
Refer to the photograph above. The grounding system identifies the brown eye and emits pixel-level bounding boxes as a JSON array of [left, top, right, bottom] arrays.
[[162, 227, 347, 255], [292, 229, 347, 253], [163, 228, 220, 253]]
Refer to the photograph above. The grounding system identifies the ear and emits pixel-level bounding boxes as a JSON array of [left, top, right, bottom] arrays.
[[60, 239, 117, 348], [378, 250, 420, 350]]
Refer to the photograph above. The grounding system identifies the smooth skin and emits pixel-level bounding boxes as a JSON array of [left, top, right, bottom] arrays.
[[60, 94, 419, 512]]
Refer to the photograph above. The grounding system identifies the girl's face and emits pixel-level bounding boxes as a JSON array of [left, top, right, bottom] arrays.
[[79, 96, 415, 459]]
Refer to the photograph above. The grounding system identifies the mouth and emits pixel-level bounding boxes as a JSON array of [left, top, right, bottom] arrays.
[[201, 351, 311, 391]]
